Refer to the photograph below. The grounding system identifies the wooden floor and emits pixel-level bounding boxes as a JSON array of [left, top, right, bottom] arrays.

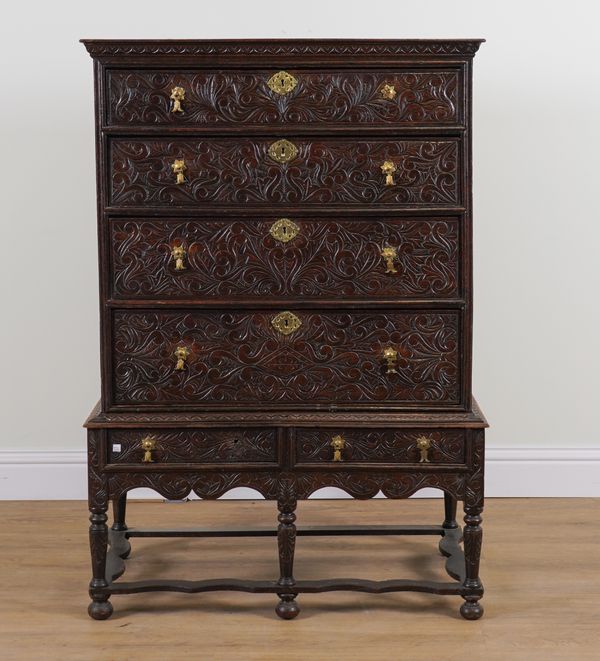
[[1, 498, 599, 660]]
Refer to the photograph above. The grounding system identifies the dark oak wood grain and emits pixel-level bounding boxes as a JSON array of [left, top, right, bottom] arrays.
[[83, 38, 486, 621]]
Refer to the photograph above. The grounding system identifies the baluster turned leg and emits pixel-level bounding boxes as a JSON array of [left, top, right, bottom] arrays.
[[275, 479, 300, 620], [110, 492, 131, 559], [460, 505, 484, 619], [460, 430, 485, 620], [87, 430, 112, 619]]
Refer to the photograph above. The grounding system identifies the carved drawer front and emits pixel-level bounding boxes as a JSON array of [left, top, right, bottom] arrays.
[[107, 428, 278, 465], [109, 217, 460, 300], [295, 428, 466, 465], [109, 137, 460, 208], [111, 310, 461, 408], [107, 69, 462, 127]]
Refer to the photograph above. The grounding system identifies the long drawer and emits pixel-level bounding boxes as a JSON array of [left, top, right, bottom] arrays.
[[110, 309, 462, 408], [105, 68, 462, 128], [109, 216, 461, 300], [109, 137, 461, 208]]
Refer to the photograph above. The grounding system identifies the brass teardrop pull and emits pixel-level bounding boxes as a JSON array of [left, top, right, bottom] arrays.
[[170, 86, 185, 113], [380, 246, 398, 274], [416, 435, 432, 463], [172, 159, 186, 184], [330, 435, 345, 461], [171, 244, 186, 271], [381, 161, 397, 186]]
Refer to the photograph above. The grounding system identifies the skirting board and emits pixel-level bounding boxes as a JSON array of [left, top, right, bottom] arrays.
[[1, 448, 600, 499]]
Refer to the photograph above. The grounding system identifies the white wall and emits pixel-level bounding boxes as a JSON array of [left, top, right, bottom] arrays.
[[0, 1, 599, 495]]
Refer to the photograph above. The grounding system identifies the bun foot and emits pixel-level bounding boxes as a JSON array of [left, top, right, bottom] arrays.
[[460, 597, 483, 620], [88, 599, 113, 620], [117, 541, 131, 559], [275, 595, 300, 620]]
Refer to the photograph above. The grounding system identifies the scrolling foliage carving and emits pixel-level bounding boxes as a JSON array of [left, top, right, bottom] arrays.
[[110, 217, 459, 300], [110, 138, 459, 207], [112, 310, 461, 406], [108, 70, 459, 126]]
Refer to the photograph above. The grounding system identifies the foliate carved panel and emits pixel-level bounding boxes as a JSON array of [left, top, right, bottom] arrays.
[[107, 428, 277, 464], [109, 138, 460, 207], [107, 69, 460, 126], [87, 429, 108, 512], [107, 471, 282, 501], [110, 217, 460, 300], [111, 310, 461, 406], [105, 469, 466, 502], [295, 429, 465, 464], [293, 471, 466, 500]]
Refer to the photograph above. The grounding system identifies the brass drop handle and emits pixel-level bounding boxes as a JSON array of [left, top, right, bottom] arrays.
[[380, 83, 397, 100], [381, 160, 397, 186], [170, 86, 185, 113], [416, 435, 432, 463], [174, 346, 189, 370], [382, 346, 398, 374], [172, 159, 186, 185], [330, 435, 345, 462], [171, 245, 186, 271], [380, 246, 398, 274], [141, 436, 156, 463]]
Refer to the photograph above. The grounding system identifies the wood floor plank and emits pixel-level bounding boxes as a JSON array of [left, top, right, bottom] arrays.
[[0, 498, 599, 661]]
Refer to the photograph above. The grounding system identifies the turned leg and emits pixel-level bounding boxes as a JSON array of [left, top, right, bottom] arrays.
[[110, 492, 131, 559], [460, 505, 484, 619], [275, 481, 299, 620], [439, 492, 460, 557], [88, 503, 112, 619], [87, 429, 112, 619], [442, 492, 458, 529]]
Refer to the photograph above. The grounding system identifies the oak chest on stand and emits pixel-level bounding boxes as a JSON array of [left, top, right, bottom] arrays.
[[82, 38, 487, 620]]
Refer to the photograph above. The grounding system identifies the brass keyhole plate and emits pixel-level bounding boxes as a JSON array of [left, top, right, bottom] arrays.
[[267, 70, 298, 95], [268, 139, 299, 164], [271, 311, 302, 336], [269, 218, 300, 243]]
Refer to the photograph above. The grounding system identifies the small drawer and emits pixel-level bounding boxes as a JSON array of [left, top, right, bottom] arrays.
[[294, 429, 466, 465], [106, 68, 463, 128], [107, 428, 279, 465]]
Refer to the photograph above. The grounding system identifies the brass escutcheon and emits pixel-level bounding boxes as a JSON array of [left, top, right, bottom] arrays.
[[269, 218, 300, 243], [170, 86, 185, 113], [268, 139, 298, 164], [330, 435, 345, 462], [267, 70, 298, 96], [271, 311, 302, 336], [416, 435, 432, 463], [141, 436, 156, 463]]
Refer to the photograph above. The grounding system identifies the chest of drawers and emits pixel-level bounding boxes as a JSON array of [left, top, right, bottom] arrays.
[[82, 38, 487, 621]]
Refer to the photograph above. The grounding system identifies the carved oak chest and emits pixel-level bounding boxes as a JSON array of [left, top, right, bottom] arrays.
[[82, 38, 487, 620]]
